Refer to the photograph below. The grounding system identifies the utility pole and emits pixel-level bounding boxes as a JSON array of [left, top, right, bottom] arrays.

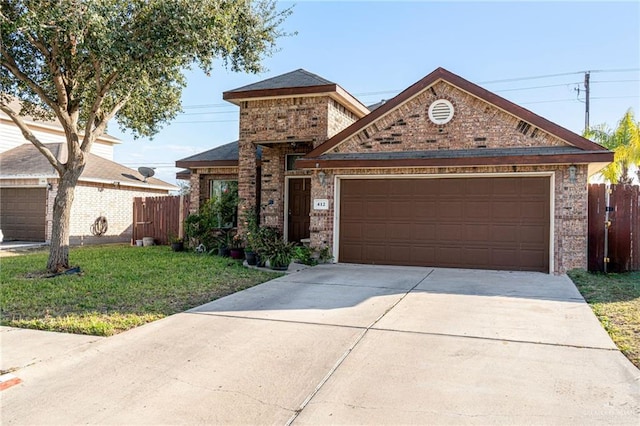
[[584, 71, 590, 132]]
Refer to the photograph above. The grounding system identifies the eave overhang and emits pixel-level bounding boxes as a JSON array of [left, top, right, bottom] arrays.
[[0, 175, 177, 191], [296, 151, 614, 170], [175, 160, 239, 168], [223, 84, 370, 118]]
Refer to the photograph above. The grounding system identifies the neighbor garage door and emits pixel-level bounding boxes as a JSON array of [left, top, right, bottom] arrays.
[[0, 188, 46, 241], [339, 177, 550, 272]]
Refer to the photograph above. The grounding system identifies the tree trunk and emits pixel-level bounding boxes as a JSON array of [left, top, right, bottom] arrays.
[[46, 168, 82, 273], [620, 164, 634, 184]]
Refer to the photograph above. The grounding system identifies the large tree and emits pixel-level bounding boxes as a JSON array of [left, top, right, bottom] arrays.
[[585, 109, 640, 184], [1, 0, 291, 272]]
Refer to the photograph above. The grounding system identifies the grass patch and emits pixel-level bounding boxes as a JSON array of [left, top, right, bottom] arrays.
[[1, 245, 279, 336], [568, 269, 640, 369]]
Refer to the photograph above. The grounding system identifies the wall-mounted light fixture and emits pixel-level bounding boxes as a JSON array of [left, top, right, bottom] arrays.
[[46, 182, 53, 191], [568, 165, 577, 183], [317, 170, 326, 187]]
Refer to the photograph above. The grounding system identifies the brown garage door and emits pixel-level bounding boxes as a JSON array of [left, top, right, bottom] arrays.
[[0, 188, 47, 241], [339, 177, 550, 272]]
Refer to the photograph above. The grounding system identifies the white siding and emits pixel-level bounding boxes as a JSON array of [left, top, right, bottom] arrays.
[[88, 142, 114, 160], [0, 120, 114, 159]]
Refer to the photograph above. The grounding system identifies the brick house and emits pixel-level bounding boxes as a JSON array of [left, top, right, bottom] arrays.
[[0, 103, 176, 244], [177, 68, 613, 274]]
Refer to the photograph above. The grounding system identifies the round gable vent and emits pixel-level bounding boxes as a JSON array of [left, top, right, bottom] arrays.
[[428, 99, 454, 125]]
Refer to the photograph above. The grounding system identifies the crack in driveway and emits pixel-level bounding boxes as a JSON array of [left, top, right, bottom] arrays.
[[284, 268, 435, 425]]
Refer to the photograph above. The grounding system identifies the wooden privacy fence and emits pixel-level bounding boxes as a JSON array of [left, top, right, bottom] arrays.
[[588, 184, 639, 272], [132, 195, 189, 245]]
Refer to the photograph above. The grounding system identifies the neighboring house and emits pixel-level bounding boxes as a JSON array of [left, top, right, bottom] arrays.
[[0, 104, 177, 244], [177, 68, 613, 274]]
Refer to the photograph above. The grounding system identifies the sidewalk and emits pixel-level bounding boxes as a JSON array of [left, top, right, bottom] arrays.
[[0, 241, 47, 257]]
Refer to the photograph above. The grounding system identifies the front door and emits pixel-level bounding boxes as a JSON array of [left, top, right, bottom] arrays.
[[288, 178, 311, 243]]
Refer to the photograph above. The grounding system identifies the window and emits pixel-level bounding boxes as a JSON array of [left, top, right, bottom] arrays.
[[208, 180, 238, 228], [286, 154, 305, 171], [210, 180, 236, 199]]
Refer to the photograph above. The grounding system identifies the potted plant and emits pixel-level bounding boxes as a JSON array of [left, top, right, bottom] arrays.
[[168, 233, 184, 252], [229, 233, 245, 260], [244, 241, 258, 265], [242, 207, 260, 265], [262, 234, 295, 271], [254, 226, 280, 267], [216, 229, 232, 257]]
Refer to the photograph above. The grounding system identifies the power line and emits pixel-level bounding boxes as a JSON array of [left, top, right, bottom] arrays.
[[592, 79, 640, 84], [170, 95, 640, 123], [177, 69, 639, 111], [173, 119, 238, 124], [171, 68, 640, 124], [183, 103, 230, 109], [520, 95, 639, 105], [493, 82, 581, 92], [478, 68, 639, 85], [478, 71, 585, 85], [120, 163, 177, 167], [178, 110, 237, 116]]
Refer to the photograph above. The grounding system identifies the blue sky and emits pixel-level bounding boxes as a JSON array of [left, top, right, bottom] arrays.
[[110, 1, 640, 186]]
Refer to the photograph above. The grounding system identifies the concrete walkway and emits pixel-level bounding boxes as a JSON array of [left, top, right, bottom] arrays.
[[1, 264, 638, 424]]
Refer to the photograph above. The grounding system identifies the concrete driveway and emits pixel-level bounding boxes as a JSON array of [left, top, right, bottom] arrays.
[[2, 264, 638, 424]]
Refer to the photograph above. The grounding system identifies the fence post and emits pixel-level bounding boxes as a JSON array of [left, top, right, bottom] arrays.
[[179, 195, 184, 240], [604, 185, 611, 273], [588, 184, 605, 272]]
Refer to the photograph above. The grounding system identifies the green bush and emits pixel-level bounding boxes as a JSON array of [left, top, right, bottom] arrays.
[[184, 189, 239, 251], [293, 246, 318, 266]]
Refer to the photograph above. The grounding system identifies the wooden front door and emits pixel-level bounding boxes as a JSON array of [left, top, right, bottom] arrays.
[[288, 178, 311, 243]]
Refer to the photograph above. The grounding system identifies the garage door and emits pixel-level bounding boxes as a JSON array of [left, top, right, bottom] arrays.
[[0, 188, 47, 241], [339, 177, 550, 272]]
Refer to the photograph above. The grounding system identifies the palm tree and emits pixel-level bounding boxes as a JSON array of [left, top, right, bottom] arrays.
[[585, 109, 640, 184]]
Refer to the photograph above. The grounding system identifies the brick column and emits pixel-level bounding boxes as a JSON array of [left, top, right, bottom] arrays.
[[238, 140, 258, 235], [188, 172, 200, 214]]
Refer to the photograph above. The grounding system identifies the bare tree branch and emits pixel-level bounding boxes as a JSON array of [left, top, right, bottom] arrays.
[[84, 70, 120, 142], [81, 93, 130, 152], [47, 29, 69, 113], [0, 103, 64, 174], [0, 45, 60, 116]]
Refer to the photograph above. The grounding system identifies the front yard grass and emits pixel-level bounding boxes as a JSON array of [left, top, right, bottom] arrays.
[[568, 269, 640, 369], [0, 244, 278, 336]]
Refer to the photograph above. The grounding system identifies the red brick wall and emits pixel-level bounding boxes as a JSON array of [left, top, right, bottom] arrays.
[[237, 95, 356, 234], [333, 81, 566, 154], [309, 165, 588, 274]]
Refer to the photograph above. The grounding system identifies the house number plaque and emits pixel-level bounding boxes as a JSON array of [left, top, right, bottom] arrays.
[[313, 199, 329, 210]]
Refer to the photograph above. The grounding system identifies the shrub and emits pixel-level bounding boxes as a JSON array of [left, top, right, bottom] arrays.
[[293, 245, 318, 266]]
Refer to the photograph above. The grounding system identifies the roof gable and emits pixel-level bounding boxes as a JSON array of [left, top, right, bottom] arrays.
[[329, 79, 572, 155], [305, 67, 608, 158]]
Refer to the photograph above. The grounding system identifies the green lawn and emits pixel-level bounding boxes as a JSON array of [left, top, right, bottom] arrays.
[[568, 269, 640, 369], [0, 245, 278, 336]]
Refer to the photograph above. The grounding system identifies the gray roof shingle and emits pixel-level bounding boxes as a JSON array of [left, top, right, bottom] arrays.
[[176, 140, 261, 164], [177, 140, 239, 162], [226, 69, 335, 93], [367, 100, 388, 111], [0, 143, 175, 189]]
